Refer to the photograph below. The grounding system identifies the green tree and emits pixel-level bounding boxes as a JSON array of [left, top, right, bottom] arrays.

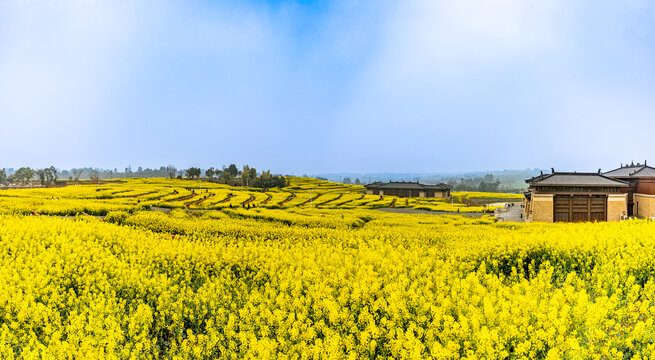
[[13, 167, 35, 183], [226, 164, 240, 178], [214, 169, 224, 181], [72, 168, 83, 182], [241, 165, 258, 186], [37, 169, 46, 185], [185, 167, 201, 179], [219, 166, 233, 184], [355, 178, 361, 185], [45, 166, 57, 184], [166, 165, 177, 179], [0, 168, 6, 184], [206, 167, 216, 179], [252, 174, 286, 189]]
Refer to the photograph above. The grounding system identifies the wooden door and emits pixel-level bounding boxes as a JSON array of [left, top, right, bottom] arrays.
[[554, 194, 607, 222], [590, 195, 607, 222], [554, 195, 571, 222], [571, 196, 590, 222]]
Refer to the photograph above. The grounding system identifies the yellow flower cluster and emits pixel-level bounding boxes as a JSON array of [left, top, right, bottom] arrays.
[[1, 204, 655, 358]]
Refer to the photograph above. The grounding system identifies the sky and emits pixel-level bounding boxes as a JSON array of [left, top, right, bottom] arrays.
[[1, 0, 655, 174]]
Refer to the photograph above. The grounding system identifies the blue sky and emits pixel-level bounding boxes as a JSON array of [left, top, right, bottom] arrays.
[[1, 0, 655, 174]]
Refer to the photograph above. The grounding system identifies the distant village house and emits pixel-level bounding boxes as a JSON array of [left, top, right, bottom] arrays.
[[365, 181, 452, 198]]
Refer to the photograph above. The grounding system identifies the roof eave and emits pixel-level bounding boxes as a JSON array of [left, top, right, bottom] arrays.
[[533, 184, 629, 187]]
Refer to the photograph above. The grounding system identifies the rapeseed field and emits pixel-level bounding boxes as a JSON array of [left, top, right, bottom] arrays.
[[1, 179, 651, 358]]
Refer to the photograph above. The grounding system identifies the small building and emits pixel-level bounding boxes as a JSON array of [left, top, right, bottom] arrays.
[[365, 181, 452, 198], [523, 172, 628, 222], [603, 161, 655, 218]]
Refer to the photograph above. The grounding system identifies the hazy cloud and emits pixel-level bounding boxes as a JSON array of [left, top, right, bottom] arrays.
[[1, 0, 654, 173]]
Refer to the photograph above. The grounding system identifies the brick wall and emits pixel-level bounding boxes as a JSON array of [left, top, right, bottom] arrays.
[[634, 194, 655, 218], [531, 194, 553, 223], [607, 194, 628, 222]]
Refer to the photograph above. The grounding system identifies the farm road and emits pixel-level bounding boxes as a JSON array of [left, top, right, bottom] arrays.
[[495, 203, 523, 222]]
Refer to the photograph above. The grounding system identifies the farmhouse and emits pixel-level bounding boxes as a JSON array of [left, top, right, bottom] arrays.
[[603, 162, 655, 218], [523, 171, 628, 223], [365, 181, 452, 198]]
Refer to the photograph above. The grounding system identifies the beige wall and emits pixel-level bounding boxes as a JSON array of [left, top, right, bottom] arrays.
[[366, 190, 374, 195], [419, 191, 426, 198], [531, 194, 554, 223], [634, 194, 655, 218], [607, 194, 628, 222]]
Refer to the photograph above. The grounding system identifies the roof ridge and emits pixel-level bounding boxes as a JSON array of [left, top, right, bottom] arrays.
[[596, 173, 630, 185], [365, 181, 453, 189], [629, 165, 655, 176], [526, 172, 629, 186], [525, 172, 554, 183], [604, 163, 648, 175]]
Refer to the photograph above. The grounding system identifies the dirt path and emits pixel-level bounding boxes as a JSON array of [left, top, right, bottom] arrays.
[[279, 194, 295, 206], [333, 194, 364, 207], [170, 193, 197, 203], [149, 190, 176, 202], [494, 203, 524, 222], [150, 206, 220, 214], [315, 193, 342, 207], [242, 195, 255, 206], [216, 194, 234, 204], [185, 193, 215, 208], [128, 190, 158, 198], [299, 193, 322, 206], [261, 194, 272, 205]]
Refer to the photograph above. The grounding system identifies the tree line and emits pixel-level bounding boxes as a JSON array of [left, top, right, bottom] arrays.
[[0, 164, 286, 189], [180, 164, 286, 188], [0, 166, 59, 186], [445, 174, 502, 192], [340, 177, 362, 185]]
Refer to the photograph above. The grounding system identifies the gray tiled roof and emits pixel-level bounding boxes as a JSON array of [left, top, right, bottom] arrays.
[[631, 166, 655, 177], [603, 165, 645, 177], [365, 181, 452, 190], [604, 164, 655, 178], [526, 173, 629, 187]]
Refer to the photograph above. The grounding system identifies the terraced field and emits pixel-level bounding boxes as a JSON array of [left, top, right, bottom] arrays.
[[0, 177, 513, 215]]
